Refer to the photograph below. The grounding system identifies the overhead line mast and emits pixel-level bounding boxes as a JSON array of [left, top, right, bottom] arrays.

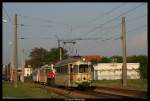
[[121, 17, 127, 87]]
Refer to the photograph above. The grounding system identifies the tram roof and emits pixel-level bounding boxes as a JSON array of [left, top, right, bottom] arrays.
[[54, 58, 81, 67]]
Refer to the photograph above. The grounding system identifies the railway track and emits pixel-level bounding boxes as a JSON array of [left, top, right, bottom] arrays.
[[38, 84, 135, 99], [94, 86, 147, 99], [35, 82, 147, 99]]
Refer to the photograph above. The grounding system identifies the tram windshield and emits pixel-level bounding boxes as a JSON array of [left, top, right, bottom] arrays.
[[79, 64, 89, 73]]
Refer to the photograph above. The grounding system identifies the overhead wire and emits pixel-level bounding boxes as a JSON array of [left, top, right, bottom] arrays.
[[17, 3, 146, 54], [18, 36, 54, 39], [101, 24, 147, 42], [18, 14, 70, 27], [73, 3, 126, 30], [126, 13, 147, 22], [78, 3, 145, 38], [85, 23, 146, 43], [18, 3, 126, 37], [126, 24, 147, 34], [71, 12, 145, 40], [18, 3, 146, 43], [94, 14, 146, 39]]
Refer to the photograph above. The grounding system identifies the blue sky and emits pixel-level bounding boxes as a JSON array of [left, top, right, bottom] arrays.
[[2, 3, 147, 65]]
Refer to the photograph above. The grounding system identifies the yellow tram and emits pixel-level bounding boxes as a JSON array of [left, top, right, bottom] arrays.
[[54, 57, 93, 87]]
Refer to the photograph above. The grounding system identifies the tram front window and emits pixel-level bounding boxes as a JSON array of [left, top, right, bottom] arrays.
[[79, 64, 89, 73]]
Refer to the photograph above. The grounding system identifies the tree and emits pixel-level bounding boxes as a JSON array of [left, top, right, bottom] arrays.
[[90, 60, 98, 65], [29, 47, 68, 69], [127, 55, 148, 79], [110, 55, 123, 63], [99, 56, 111, 63], [45, 48, 68, 63], [29, 47, 49, 68]]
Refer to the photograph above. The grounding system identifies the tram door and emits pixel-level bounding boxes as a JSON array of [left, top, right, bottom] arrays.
[[70, 64, 73, 86]]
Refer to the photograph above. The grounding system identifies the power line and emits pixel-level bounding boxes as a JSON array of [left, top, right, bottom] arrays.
[[126, 13, 147, 22], [103, 25, 146, 42], [18, 23, 53, 28], [18, 37, 54, 39], [86, 22, 121, 38], [126, 24, 147, 34], [93, 14, 146, 38], [102, 24, 147, 42], [2, 5, 13, 24], [78, 3, 145, 38], [91, 24, 146, 42], [73, 3, 126, 30], [18, 3, 126, 33], [19, 14, 70, 27]]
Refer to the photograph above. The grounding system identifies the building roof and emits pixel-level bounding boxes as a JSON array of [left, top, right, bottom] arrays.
[[54, 58, 81, 67], [81, 55, 103, 61], [94, 63, 140, 70]]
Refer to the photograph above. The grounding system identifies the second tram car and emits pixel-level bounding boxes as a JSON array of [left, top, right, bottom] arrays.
[[32, 65, 52, 84], [54, 57, 92, 87]]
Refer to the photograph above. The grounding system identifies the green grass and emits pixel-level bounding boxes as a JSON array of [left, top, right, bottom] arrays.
[[3, 81, 65, 99], [92, 79, 147, 91]]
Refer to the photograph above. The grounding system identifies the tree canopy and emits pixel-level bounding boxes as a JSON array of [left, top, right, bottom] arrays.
[[28, 47, 68, 69]]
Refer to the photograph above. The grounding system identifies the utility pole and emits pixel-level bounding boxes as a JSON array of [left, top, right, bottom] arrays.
[[55, 35, 62, 61], [21, 48, 24, 82], [10, 42, 13, 82], [121, 17, 127, 87], [13, 14, 18, 88], [60, 47, 62, 61], [58, 40, 62, 61]]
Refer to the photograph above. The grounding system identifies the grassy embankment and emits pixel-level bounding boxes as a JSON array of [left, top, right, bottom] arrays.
[[3, 81, 65, 99], [92, 79, 147, 91]]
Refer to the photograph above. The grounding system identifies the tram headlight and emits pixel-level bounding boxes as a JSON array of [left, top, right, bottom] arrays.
[[77, 78, 81, 81], [83, 77, 86, 80]]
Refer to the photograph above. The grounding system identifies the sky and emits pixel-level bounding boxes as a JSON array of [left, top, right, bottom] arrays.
[[2, 3, 147, 65]]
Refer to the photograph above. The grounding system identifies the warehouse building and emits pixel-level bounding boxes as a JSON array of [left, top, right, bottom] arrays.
[[93, 63, 140, 80]]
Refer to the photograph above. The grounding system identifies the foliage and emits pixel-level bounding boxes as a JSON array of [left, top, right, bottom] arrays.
[[25, 74, 32, 81], [29, 47, 49, 68], [110, 55, 123, 63], [127, 55, 148, 79], [77, 81, 91, 90], [46, 48, 68, 63], [99, 56, 111, 63], [90, 60, 98, 65], [28, 47, 68, 69]]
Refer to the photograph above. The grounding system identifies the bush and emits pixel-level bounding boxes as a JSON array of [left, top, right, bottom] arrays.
[[77, 81, 91, 90]]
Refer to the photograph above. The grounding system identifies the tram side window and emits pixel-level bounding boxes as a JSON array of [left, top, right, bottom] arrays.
[[55, 66, 68, 74], [55, 67, 60, 73], [79, 64, 89, 73], [60, 66, 68, 74], [73, 65, 78, 73]]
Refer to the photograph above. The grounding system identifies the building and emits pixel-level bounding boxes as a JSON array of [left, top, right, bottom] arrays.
[[23, 60, 33, 77], [81, 55, 103, 62], [24, 66, 32, 77], [93, 63, 140, 80]]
